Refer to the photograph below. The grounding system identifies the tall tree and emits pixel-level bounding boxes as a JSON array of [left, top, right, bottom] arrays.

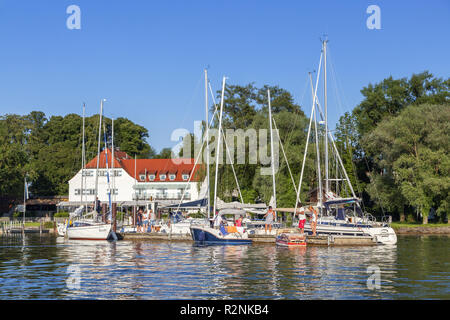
[[362, 103, 450, 223]]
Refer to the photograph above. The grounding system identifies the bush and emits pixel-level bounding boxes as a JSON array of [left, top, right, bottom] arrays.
[[116, 211, 125, 221], [44, 221, 55, 229], [54, 212, 69, 218]]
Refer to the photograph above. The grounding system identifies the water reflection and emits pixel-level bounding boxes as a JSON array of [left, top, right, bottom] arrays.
[[0, 235, 448, 299]]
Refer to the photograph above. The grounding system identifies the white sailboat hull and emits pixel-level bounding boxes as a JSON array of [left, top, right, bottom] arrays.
[[302, 221, 397, 245], [67, 223, 113, 240]]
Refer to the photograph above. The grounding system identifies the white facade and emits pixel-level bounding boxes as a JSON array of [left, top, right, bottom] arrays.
[[68, 167, 205, 204]]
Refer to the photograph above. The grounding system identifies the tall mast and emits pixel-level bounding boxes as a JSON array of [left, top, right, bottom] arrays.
[[213, 76, 226, 217], [204, 69, 211, 219], [293, 55, 322, 217], [104, 122, 112, 216], [81, 103, 86, 213], [267, 89, 277, 215], [310, 73, 323, 207], [134, 154, 137, 223], [323, 39, 329, 195], [23, 176, 27, 224], [111, 118, 115, 203], [94, 99, 104, 203]]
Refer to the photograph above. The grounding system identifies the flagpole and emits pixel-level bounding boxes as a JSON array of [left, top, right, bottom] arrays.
[[23, 176, 27, 226]]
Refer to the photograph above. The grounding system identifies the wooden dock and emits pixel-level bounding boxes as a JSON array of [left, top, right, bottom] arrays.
[[118, 232, 192, 241], [306, 235, 376, 246], [118, 231, 376, 246], [1, 221, 49, 236]]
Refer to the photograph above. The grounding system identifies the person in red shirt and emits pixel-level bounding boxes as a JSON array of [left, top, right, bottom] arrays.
[[297, 202, 306, 234], [235, 215, 243, 227]]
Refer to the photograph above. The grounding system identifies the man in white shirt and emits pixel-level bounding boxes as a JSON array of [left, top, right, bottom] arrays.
[[213, 212, 223, 228]]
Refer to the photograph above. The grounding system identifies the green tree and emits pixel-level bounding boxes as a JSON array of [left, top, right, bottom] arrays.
[[363, 104, 450, 223]]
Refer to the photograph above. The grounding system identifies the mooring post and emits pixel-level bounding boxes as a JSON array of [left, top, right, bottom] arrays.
[[112, 203, 117, 233], [102, 203, 107, 223]]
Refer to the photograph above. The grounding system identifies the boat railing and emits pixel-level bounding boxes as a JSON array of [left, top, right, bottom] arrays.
[[381, 215, 392, 226]]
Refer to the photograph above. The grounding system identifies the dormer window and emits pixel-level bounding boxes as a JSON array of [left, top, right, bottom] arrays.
[[159, 174, 166, 181], [169, 174, 176, 181], [149, 174, 155, 181], [182, 174, 189, 181], [139, 174, 146, 181]]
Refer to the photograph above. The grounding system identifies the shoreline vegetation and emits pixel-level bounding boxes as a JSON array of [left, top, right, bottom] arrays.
[[391, 222, 450, 235], [1, 71, 449, 225]]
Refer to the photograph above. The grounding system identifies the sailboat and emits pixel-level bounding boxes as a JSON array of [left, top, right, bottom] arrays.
[[155, 69, 215, 236], [286, 40, 397, 245], [65, 100, 116, 240], [190, 76, 253, 245]]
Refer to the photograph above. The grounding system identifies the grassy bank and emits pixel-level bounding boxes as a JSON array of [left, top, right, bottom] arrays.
[[391, 222, 450, 235], [391, 222, 449, 228]]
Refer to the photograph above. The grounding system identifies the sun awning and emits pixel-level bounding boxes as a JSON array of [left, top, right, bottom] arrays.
[[163, 198, 208, 209]]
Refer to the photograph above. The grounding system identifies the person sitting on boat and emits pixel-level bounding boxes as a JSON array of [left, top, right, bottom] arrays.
[[235, 215, 243, 227], [264, 206, 276, 234], [142, 210, 149, 232], [309, 206, 318, 236], [213, 211, 223, 229], [297, 202, 306, 234]]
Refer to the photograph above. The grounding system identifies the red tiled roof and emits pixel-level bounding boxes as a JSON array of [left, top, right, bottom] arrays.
[[85, 148, 124, 169], [85, 149, 203, 182]]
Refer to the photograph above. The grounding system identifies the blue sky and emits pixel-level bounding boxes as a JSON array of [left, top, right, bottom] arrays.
[[0, 0, 449, 152]]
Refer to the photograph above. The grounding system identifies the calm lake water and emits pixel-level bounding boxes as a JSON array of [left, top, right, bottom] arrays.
[[0, 235, 448, 299]]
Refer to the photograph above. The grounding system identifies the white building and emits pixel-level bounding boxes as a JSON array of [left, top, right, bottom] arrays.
[[68, 148, 206, 206]]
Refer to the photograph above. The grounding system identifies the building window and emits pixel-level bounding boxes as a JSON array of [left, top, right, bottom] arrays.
[[108, 188, 118, 195], [149, 174, 155, 181], [182, 174, 189, 181], [169, 174, 176, 181], [75, 189, 95, 195], [114, 170, 122, 177], [139, 174, 146, 181], [82, 170, 93, 177], [159, 174, 166, 181]]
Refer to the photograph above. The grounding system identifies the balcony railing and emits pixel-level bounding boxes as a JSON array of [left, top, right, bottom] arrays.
[[132, 194, 191, 201]]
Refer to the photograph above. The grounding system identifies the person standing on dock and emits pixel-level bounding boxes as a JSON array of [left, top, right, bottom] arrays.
[[297, 202, 306, 234], [94, 197, 101, 217], [310, 206, 318, 236], [264, 206, 276, 234], [142, 209, 149, 232], [136, 209, 143, 233], [149, 209, 156, 232]]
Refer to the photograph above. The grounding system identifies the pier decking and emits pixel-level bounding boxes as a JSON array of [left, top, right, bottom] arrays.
[[117, 231, 377, 246], [118, 232, 191, 241], [1, 221, 50, 236]]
